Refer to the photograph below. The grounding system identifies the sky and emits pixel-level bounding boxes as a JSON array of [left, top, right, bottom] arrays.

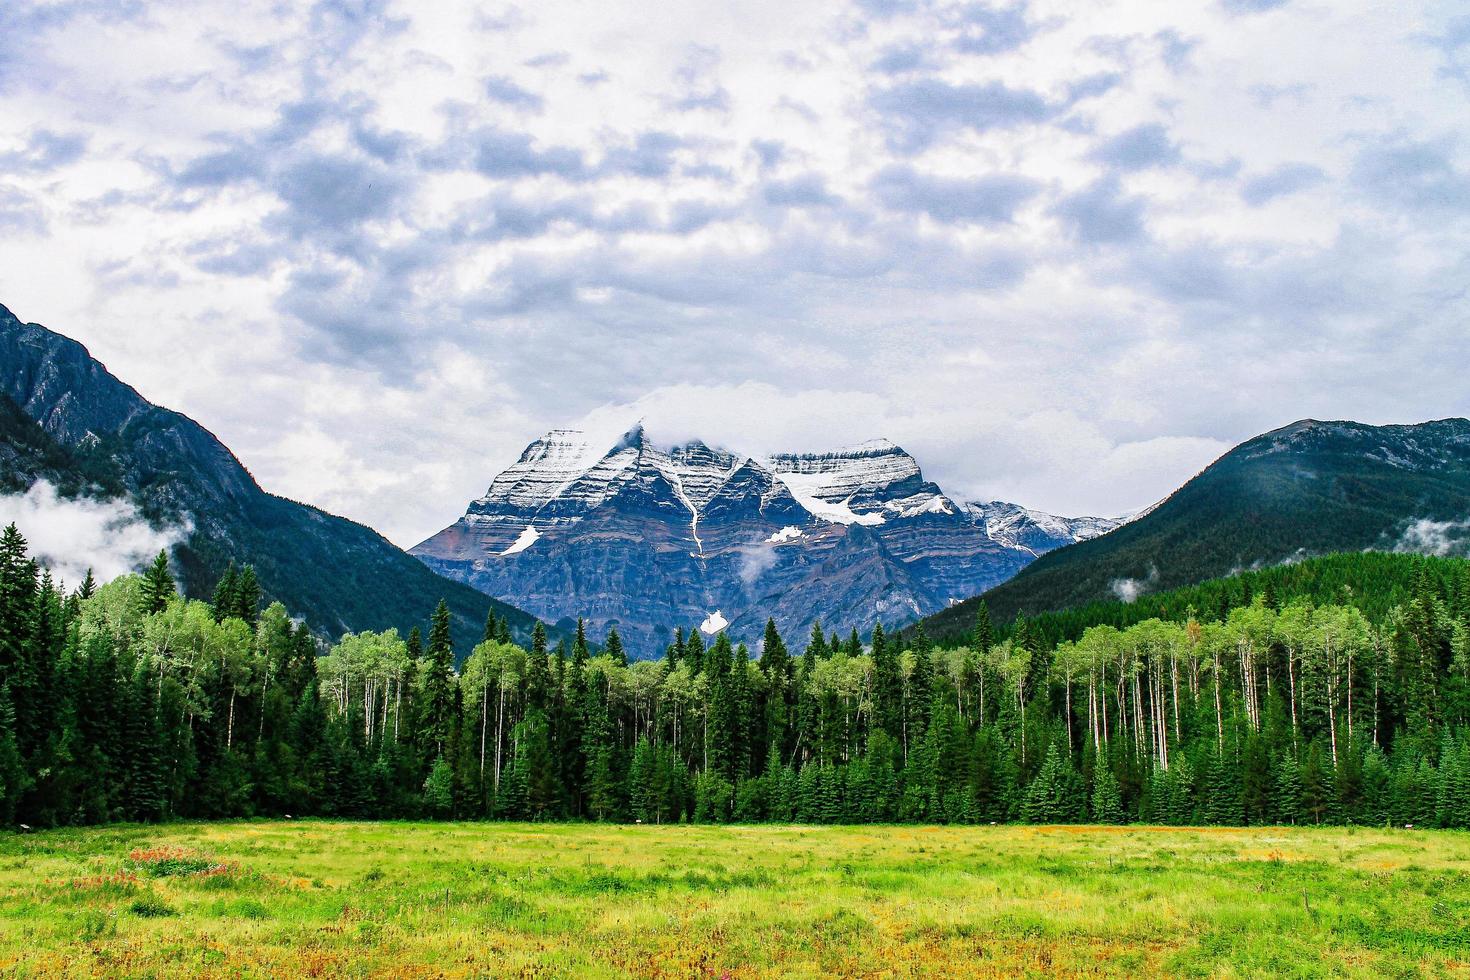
[[1, 0, 1468, 549]]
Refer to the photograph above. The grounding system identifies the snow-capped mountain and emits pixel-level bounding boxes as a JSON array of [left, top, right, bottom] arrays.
[[965, 501, 1121, 557], [412, 424, 1120, 656]]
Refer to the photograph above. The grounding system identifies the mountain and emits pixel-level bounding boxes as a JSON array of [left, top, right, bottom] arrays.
[[0, 303, 546, 653], [412, 424, 1118, 655], [923, 417, 1470, 639]]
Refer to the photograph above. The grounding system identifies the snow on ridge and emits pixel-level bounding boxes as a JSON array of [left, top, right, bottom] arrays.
[[501, 525, 541, 555], [700, 609, 728, 634], [775, 472, 886, 526], [767, 526, 803, 543]]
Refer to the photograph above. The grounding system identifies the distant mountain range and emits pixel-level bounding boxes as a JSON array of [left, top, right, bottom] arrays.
[[0, 303, 545, 653], [8, 304, 1465, 660], [412, 425, 1118, 654], [923, 417, 1470, 639]]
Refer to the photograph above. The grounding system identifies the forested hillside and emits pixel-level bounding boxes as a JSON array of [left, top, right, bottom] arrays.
[[0, 304, 544, 652], [5, 517, 1470, 829], [925, 418, 1470, 637]]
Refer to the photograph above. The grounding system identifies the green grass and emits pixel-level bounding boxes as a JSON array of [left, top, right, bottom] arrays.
[[3, 822, 1469, 977]]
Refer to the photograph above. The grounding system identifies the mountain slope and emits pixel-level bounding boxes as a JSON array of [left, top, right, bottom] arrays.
[[924, 417, 1470, 638], [414, 424, 1118, 655], [0, 303, 545, 653]]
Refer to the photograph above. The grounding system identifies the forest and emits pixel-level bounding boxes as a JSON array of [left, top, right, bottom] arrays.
[[3, 520, 1470, 829]]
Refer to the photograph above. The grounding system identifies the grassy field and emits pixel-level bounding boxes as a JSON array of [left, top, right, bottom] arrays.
[[2, 822, 1469, 978]]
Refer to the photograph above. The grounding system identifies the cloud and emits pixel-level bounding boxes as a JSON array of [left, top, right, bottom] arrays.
[[1240, 163, 1327, 205], [0, 185, 46, 234], [1350, 136, 1470, 216], [1220, 0, 1289, 13], [763, 173, 841, 208], [870, 45, 930, 75], [1088, 123, 1180, 171], [1393, 516, 1470, 557], [950, 2, 1037, 56], [1052, 175, 1147, 244], [483, 75, 544, 111], [1109, 564, 1159, 603], [1, 0, 1467, 550], [868, 78, 1055, 151], [471, 128, 588, 179], [669, 44, 730, 112], [873, 165, 1040, 224], [0, 481, 191, 587], [736, 540, 781, 584], [0, 129, 88, 173], [267, 152, 409, 239]]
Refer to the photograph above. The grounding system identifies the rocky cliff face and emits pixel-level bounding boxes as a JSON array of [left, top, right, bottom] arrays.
[[414, 424, 1120, 655], [0, 303, 546, 654]]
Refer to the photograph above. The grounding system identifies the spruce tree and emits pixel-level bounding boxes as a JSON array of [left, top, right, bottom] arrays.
[[1091, 760, 1124, 824], [606, 627, 626, 667], [212, 562, 239, 621], [423, 756, 454, 818], [0, 685, 28, 824], [139, 550, 175, 614], [419, 600, 456, 758]]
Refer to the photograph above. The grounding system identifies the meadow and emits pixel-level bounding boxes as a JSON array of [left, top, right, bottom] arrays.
[[1, 821, 1468, 978]]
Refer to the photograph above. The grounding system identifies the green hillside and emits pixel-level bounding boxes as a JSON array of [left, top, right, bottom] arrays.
[[925, 418, 1470, 639]]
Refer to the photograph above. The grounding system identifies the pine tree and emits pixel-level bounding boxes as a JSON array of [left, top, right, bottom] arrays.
[[1022, 744, 1076, 823], [606, 628, 626, 667], [0, 685, 28, 824], [423, 756, 454, 818], [419, 600, 456, 758], [1092, 760, 1124, 823], [1273, 754, 1302, 825], [212, 563, 239, 621], [526, 622, 551, 712], [872, 622, 901, 742], [139, 550, 175, 614]]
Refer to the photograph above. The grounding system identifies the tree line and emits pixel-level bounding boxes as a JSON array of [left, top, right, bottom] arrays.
[[3, 520, 1470, 827]]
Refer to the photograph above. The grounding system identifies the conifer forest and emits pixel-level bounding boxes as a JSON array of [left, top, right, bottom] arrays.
[[4, 520, 1470, 830]]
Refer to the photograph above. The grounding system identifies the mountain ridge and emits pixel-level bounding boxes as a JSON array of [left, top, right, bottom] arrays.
[[0, 303, 548, 653], [921, 415, 1470, 639]]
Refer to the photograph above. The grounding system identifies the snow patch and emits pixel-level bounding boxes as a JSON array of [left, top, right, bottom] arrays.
[[773, 472, 885, 526], [501, 525, 541, 555], [700, 609, 728, 634], [767, 525, 803, 543]]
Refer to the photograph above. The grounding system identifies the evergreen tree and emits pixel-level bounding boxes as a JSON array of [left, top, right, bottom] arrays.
[[138, 550, 175, 614], [606, 628, 626, 667], [1092, 760, 1124, 824], [419, 600, 456, 758], [423, 756, 454, 818], [233, 566, 261, 626], [212, 562, 239, 621]]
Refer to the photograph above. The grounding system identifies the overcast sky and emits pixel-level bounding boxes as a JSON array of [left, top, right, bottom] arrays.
[[2, 0, 1467, 547]]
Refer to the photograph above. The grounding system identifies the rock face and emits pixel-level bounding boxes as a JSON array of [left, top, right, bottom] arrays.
[[0, 303, 547, 654], [413, 424, 1119, 656]]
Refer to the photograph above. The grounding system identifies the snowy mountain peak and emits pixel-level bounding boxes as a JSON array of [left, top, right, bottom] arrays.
[[416, 423, 1129, 656], [966, 501, 1122, 556]]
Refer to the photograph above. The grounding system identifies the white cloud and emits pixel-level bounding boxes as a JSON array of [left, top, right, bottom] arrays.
[[1394, 517, 1470, 557], [0, 0, 1465, 548], [1109, 564, 1159, 603], [0, 481, 191, 587]]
